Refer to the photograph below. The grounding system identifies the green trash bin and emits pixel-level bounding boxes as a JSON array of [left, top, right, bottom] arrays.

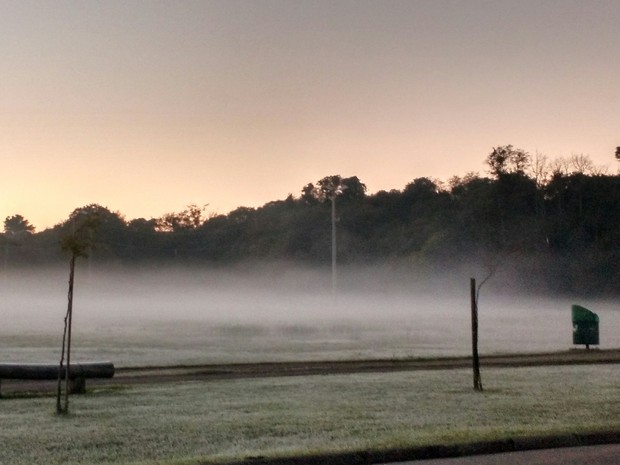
[[572, 304, 599, 348]]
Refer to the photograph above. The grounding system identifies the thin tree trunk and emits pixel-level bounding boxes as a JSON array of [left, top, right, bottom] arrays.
[[57, 254, 76, 414], [56, 300, 69, 413], [471, 278, 483, 391]]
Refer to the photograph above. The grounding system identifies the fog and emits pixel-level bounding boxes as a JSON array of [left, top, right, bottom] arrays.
[[1, 264, 618, 366]]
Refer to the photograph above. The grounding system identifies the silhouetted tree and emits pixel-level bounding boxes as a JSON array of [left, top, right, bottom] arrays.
[[4, 214, 35, 237], [157, 204, 208, 232], [128, 218, 158, 233], [339, 176, 367, 201], [486, 145, 530, 177], [2, 215, 36, 268], [300, 183, 319, 205], [317, 175, 343, 201]]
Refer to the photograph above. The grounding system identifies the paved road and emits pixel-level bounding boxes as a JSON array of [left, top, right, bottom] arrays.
[[393, 444, 620, 465]]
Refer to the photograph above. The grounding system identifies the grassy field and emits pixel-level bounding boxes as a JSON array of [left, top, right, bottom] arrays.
[[0, 319, 443, 367], [2, 364, 620, 465]]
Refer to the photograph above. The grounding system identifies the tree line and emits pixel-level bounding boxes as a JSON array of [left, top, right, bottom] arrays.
[[3, 146, 620, 296]]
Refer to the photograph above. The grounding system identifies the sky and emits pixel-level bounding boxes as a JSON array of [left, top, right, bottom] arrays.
[[1, 0, 619, 231]]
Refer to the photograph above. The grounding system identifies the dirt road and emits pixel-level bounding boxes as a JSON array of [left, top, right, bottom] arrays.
[[113, 348, 620, 382], [3, 348, 620, 395]]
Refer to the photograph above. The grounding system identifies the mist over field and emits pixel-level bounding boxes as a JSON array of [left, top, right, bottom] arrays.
[[1, 263, 618, 367]]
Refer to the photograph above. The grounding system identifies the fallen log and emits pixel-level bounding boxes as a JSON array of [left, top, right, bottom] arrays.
[[0, 362, 114, 395]]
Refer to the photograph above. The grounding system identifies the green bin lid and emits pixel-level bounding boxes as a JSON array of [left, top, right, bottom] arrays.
[[571, 304, 599, 323]]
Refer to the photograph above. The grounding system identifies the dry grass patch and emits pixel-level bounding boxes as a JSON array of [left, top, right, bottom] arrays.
[[1, 365, 620, 464]]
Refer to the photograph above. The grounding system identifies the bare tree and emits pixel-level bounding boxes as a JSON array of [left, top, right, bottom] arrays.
[[569, 154, 594, 174], [547, 153, 607, 176], [549, 156, 571, 176], [529, 151, 550, 188]]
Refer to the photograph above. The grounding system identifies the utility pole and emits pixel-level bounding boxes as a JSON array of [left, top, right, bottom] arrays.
[[331, 195, 337, 295], [3, 241, 7, 286]]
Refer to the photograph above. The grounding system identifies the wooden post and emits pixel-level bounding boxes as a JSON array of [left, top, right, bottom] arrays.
[[471, 278, 483, 391], [70, 376, 86, 394], [64, 253, 76, 412]]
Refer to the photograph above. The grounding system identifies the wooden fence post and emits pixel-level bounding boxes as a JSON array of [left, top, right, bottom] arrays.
[[471, 277, 483, 391]]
